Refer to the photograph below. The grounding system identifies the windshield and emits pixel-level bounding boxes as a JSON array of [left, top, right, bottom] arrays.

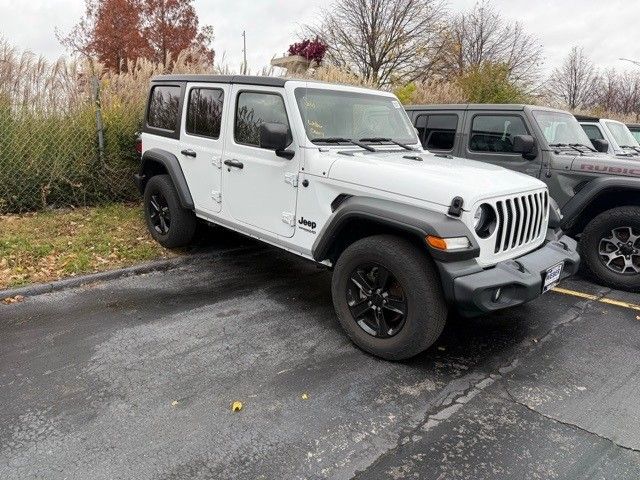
[[605, 121, 640, 148], [532, 110, 594, 147], [631, 128, 640, 143], [294, 87, 418, 145]]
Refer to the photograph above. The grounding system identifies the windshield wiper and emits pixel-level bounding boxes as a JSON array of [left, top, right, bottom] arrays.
[[620, 145, 640, 153], [311, 137, 376, 152], [569, 143, 596, 152], [358, 137, 417, 151], [549, 143, 589, 154]]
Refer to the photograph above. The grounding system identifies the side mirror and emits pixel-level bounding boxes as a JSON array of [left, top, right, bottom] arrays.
[[592, 138, 609, 153], [260, 122, 293, 158], [512, 134, 536, 158]]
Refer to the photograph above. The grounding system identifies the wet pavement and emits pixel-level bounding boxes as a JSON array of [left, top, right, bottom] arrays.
[[1, 240, 639, 479]]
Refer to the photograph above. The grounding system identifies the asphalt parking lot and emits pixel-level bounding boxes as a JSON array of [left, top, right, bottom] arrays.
[[2, 237, 640, 479]]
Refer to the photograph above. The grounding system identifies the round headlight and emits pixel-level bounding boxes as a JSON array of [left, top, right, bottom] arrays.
[[473, 206, 484, 230], [474, 204, 497, 238]]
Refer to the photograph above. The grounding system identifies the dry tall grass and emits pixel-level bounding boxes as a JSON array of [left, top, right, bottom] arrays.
[[0, 40, 215, 213]]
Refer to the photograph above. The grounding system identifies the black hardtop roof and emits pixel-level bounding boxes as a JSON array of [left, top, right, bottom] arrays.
[[575, 114, 600, 122], [150, 74, 388, 93], [151, 74, 288, 87], [405, 104, 568, 114], [628, 123, 640, 128]]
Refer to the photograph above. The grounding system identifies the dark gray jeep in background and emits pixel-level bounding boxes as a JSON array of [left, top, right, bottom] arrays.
[[406, 104, 640, 291]]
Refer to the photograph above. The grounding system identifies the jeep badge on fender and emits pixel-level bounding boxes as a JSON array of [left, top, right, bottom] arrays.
[[135, 75, 580, 361], [298, 217, 317, 232]]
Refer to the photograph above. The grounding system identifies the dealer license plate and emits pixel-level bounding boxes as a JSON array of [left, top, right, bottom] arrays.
[[543, 262, 564, 293]]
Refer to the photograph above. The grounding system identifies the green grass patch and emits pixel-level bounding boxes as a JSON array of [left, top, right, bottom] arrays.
[[0, 203, 174, 289]]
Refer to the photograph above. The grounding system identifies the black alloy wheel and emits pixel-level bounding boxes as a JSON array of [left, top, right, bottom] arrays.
[[148, 192, 171, 236], [346, 263, 408, 338]]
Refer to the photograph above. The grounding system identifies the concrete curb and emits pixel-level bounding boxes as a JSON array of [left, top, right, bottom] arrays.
[[0, 246, 255, 300]]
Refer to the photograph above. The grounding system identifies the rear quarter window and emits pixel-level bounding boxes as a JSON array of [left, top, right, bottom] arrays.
[[415, 114, 458, 151], [147, 85, 182, 132]]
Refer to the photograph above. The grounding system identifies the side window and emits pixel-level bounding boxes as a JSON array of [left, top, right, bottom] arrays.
[[469, 115, 528, 154], [186, 88, 224, 138], [423, 114, 458, 151], [235, 91, 291, 148], [147, 85, 181, 131], [581, 124, 604, 141]]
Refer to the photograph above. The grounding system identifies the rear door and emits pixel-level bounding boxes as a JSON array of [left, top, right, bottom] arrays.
[[221, 86, 300, 237], [462, 111, 541, 177], [179, 83, 229, 214]]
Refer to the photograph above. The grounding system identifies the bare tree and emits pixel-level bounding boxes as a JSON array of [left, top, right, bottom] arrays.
[[596, 68, 620, 112], [547, 46, 600, 110], [305, 0, 448, 87], [443, 0, 543, 84], [615, 71, 640, 116]]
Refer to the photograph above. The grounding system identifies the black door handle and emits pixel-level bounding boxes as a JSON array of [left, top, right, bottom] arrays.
[[181, 149, 197, 158], [224, 159, 244, 169]]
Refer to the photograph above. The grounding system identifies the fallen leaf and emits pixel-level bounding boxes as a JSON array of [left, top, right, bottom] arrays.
[[231, 401, 243, 412], [2, 295, 25, 305], [301, 393, 309, 400], [437, 346, 446, 352], [576, 386, 587, 391], [171, 400, 179, 406]]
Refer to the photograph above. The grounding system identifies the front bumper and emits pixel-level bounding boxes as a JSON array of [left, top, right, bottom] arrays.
[[439, 234, 580, 316]]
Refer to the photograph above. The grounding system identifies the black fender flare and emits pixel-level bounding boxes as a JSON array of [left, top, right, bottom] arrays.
[[138, 149, 194, 210], [311, 196, 480, 263], [560, 176, 640, 230]]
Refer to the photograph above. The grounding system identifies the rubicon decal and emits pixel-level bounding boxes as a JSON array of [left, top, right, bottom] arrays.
[[298, 217, 317, 233], [580, 164, 640, 176]]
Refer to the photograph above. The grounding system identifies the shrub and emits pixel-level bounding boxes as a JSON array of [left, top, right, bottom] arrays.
[[288, 38, 328, 63], [456, 62, 530, 104]]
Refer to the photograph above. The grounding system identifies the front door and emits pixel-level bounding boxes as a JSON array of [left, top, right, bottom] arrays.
[[221, 86, 300, 237], [179, 83, 229, 214], [462, 111, 542, 178]]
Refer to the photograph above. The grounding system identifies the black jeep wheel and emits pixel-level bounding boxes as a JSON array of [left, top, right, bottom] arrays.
[[143, 174, 196, 248], [331, 235, 447, 361], [580, 206, 640, 292]]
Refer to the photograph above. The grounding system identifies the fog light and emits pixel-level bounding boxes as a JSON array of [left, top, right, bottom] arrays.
[[492, 288, 502, 302]]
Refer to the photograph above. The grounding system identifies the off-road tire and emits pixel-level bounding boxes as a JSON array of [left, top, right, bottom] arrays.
[[331, 235, 447, 361], [143, 174, 196, 249], [580, 206, 640, 292]]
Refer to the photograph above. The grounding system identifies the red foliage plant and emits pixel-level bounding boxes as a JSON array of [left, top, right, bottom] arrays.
[[287, 38, 327, 63]]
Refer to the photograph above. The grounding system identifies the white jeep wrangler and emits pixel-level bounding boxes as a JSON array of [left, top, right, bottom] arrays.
[[136, 75, 580, 360]]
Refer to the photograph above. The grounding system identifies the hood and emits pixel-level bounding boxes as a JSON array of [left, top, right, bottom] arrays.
[[568, 152, 640, 177], [326, 150, 546, 209]]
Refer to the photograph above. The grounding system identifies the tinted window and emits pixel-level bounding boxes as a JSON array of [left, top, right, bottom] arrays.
[[235, 92, 290, 147], [147, 85, 181, 131], [469, 115, 528, 153], [186, 88, 224, 138], [582, 124, 604, 141], [416, 114, 457, 151]]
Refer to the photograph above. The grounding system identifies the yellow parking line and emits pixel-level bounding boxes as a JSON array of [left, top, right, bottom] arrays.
[[552, 287, 640, 312]]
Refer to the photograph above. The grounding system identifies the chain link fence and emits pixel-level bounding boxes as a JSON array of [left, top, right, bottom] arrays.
[[0, 43, 219, 215], [0, 79, 141, 214]]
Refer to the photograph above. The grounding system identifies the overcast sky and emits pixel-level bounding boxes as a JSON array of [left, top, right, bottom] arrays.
[[1, 0, 639, 75]]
